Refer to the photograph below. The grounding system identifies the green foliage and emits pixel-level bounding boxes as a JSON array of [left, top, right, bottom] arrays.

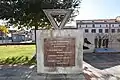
[[0, 0, 81, 29], [0, 45, 36, 65], [0, 25, 9, 35], [0, 56, 36, 65], [0, 45, 35, 59]]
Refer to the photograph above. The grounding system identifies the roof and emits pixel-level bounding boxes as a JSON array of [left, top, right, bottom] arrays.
[[76, 16, 120, 23], [76, 18, 120, 24]]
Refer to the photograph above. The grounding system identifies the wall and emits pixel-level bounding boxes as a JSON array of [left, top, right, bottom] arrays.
[[83, 33, 120, 52]]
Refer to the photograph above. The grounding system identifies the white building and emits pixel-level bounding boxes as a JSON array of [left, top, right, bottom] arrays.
[[76, 17, 120, 34], [76, 16, 120, 52]]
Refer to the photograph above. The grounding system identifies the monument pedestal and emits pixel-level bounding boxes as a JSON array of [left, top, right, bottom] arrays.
[[36, 29, 84, 79], [38, 73, 85, 80]]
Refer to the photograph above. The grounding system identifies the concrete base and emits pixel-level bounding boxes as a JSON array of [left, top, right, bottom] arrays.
[[37, 73, 85, 80], [36, 30, 83, 74]]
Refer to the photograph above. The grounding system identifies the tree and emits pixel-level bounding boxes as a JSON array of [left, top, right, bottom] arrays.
[[0, 0, 81, 42], [0, 0, 81, 60], [0, 25, 9, 43], [0, 0, 81, 28]]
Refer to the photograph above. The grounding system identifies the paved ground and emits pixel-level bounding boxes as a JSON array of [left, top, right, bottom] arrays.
[[83, 53, 120, 80], [0, 53, 120, 80], [0, 65, 84, 80], [0, 65, 36, 80], [84, 53, 120, 69]]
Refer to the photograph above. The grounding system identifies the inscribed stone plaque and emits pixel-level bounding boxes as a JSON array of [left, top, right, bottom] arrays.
[[37, 29, 83, 74], [44, 38, 75, 67]]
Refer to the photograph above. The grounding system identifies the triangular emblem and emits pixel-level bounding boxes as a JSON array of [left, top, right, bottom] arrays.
[[43, 9, 73, 29]]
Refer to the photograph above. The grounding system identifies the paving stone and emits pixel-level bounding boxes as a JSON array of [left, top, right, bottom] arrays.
[[0, 66, 84, 80], [0, 67, 19, 77], [6, 77, 25, 80], [0, 70, 10, 77], [0, 69, 25, 77], [0, 77, 7, 80], [26, 76, 46, 80], [84, 53, 120, 69], [16, 67, 34, 78], [30, 74, 85, 80]]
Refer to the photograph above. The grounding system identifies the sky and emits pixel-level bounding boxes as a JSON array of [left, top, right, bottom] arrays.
[[1, 0, 120, 25], [75, 0, 120, 20]]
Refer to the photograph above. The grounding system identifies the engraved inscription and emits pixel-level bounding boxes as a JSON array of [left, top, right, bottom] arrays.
[[44, 38, 75, 67]]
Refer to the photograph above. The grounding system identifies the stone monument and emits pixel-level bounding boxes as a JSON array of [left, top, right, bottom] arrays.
[[36, 9, 84, 80]]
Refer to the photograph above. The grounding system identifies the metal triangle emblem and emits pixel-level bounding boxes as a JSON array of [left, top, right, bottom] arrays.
[[43, 9, 73, 29]]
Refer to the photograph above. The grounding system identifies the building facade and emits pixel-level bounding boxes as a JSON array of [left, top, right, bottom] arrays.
[[76, 18, 120, 34], [76, 17, 120, 52]]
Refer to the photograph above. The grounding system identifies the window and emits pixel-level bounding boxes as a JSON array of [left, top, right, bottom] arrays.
[[77, 24, 81, 28], [13, 37, 16, 39], [93, 24, 95, 27], [106, 25, 108, 27], [105, 29, 109, 33], [112, 24, 114, 27], [114, 24, 119, 27], [79, 25, 81, 28], [85, 29, 89, 33], [99, 29, 103, 33], [111, 29, 115, 33], [117, 29, 120, 33], [91, 29, 96, 33]]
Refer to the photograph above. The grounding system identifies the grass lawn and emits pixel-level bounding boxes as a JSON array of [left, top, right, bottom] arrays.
[[0, 45, 35, 59]]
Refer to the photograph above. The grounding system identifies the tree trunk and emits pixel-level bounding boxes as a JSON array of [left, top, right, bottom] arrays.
[[94, 37, 98, 48], [1, 32, 4, 43], [30, 26, 38, 61]]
